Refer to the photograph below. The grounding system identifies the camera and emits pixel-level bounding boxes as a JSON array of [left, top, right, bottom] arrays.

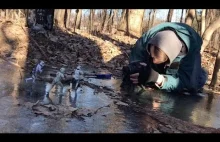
[[122, 61, 145, 75]]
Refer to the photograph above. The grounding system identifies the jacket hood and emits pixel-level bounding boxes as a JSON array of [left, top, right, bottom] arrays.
[[148, 30, 183, 65]]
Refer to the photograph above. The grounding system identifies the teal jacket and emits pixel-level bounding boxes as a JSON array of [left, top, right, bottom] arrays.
[[129, 22, 203, 92]]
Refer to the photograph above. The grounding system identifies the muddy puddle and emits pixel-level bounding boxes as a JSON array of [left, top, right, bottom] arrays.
[[1, 58, 220, 132]]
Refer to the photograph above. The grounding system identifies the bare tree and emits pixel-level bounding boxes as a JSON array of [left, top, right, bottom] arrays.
[[128, 9, 145, 37], [117, 9, 127, 32], [151, 9, 157, 27], [200, 17, 220, 53], [118, 9, 145, 37], [167, 9, 174, 22], [201, 9, 206, 35], [147, 10, 152, 29], [111, 9, 118, 34], [210, 30, 220, 88], [195, 10, 201, 34], [64, 9, 71, 29], [89, 9, 95, 34], [185, 9, 196, 26], [76, 9, 82, 29], [54, 9, 65, 28], [24, 9, 29, 27], [74, 9, 82, 32], [101, 9, 108, 32], [180, 9, 184, 22], [205, 9, 216, 28], [5, 9, 9, 20]]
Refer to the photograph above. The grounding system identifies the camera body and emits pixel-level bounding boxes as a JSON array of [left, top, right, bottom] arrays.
[[122, 61, 145, 75], [122, 61, 147, 86]]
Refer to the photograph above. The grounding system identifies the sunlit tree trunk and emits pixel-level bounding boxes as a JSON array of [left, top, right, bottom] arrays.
[[54, 9, 65, 28], [76, 9, 82, 29], [117, 9, 145, 37], [210, 30, 220, 88], [201, 17, 220, 53], [185, 9, 196, 26], [201, 9, 206, 35]]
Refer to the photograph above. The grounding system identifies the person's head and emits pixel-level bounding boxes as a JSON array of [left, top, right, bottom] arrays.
[[148, 44, 169, 64], [39, 60, 45, 66], [147, 30, 183, 65], [60, 67, 65, 73]]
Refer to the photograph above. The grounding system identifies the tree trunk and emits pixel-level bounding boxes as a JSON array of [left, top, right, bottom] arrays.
[[6, 9, 9, 20], [101, 9, 108, 32], [111, 9, 118, 34], [64, 9, 71, 29], [201, 17, 220, 54], [89, 9, 95, 34], [210, 30, 220, 88], [54, 9, 65, 28], [1, 9, 5, 19], [24, 9, 29, 27], [205, 9, 216, 28], [45, 9, 54, 30], [167, 9, 174, 22], [151, 9, 156, 27], [74, 9, 78, 32], [185, 9, 196, 26], [107, 9, 113, 32], [117, 9, 127, 32], [201, 9, 206, 36], [118, 9, 144, 37], [147, 10, 152, 29], [195, 10, 200, 34], [126, 9, 130, 36], [76, 9, 82, 29], [180, 9, 184, 22]]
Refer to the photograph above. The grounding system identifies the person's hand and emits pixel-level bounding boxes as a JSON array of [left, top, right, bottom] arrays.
[[129, 62, 147, 84], [130, 73, 139, 84], [130, 62, 160, 85]]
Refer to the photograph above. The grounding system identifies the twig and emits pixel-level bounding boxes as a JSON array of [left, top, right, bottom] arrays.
[[29, 37, 51, 63], [93, 104, 110, 115]]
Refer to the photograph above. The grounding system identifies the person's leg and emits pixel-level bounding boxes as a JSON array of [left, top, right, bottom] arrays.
[[46, 81, 56, 97], [189, 53, 207, 93], [57, 81, 64, 95], [198, 68, 208, 90]]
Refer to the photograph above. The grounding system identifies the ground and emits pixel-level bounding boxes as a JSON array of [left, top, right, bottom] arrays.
[[0, 20, 220, 133]]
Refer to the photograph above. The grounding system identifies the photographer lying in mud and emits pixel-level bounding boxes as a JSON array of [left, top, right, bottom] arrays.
[[121, 22, 207, 95]]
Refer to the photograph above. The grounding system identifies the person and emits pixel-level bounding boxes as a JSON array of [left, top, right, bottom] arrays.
[[46, 67, 66, 97], [25, 60, 45, 83], [121, 22, 207, 94]]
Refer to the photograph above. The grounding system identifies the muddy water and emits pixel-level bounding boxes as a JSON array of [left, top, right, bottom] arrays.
[[133, 87, 220, 129], [1, 59, 220, 133], [0, 60, 148, 133]]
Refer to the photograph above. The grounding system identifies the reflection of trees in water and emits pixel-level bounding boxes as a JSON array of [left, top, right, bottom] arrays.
[[133, 88, 216, 126], [190, 93, 216, 127]]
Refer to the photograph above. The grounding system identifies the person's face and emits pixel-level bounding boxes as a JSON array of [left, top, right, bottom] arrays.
[[148, 45, 167, 64]]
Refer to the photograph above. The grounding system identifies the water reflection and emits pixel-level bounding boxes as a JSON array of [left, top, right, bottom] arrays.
[[130, 87, 220, 128]]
